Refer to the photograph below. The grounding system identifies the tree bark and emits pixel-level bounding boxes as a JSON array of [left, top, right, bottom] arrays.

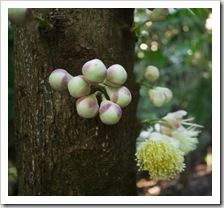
[[14, 8, 140, 196]]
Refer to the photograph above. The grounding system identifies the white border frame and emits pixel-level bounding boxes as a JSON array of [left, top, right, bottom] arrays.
[[1, 0, 220, 205]]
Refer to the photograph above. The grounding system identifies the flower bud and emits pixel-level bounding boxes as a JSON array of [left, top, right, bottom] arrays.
[[162, 110, 187, 129], [144, 65, 160, 82], [149, 8, 169, 22], [148, 87, 173, 107], [49, 69, 72, 91], [82, 59, 107, 84], [105, 86, 132, 108], [99, 100, 122, 125], [8, 8, 34, 25], [104, 64, 127, 87], [163, 88, 173, 103], [68, 75, 91, 98], [76, 94, 99, 118]]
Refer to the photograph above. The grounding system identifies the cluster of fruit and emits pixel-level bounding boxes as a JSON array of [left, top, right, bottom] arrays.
[[143, 65, 172, 107], [49, 59, 132, 125]]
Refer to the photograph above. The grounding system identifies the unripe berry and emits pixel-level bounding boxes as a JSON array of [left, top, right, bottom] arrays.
[[68, 75, 91, 98], [106, 86, 132, 108], [8, 8, 34, 25], [148, 87, 173, 107], [76, 94, 99, 118], [49, 69, 72, 91], [163, 88, 173, 103], [82, 59, 107, 84], [99, 100, 122, 125], [144, 65, 160, 82], [104, 64, 127, 87]]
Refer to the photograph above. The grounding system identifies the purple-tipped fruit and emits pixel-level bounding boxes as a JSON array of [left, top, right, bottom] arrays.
[[144, 65, 160, 82], [104, 64, 127, 87], [49, 69, 72, 91], [106, 86, 132, 108], [76, 94, 99, 118], [163, 87, 173, 103], [99, 100, 122, 125], [148, 87, 173, 107], [82, 59, 107, 84], [68, 75, 91, 98], [8, 8, 34, 25]]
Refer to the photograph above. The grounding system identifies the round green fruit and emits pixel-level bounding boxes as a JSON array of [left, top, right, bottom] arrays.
[[76, 94, 99, 118], [144, 65, 160, 82], [99, 100, 122, 125], [49, 69, 72, 91], [148, 87, 173, 107], [68, 75, 91, 98], [106, 86, 132, 108], [104, 64, 127, 87], [82, 59, 107, 84]]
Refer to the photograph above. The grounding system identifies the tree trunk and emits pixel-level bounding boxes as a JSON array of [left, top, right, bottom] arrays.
[[14, 9, 141, 196]]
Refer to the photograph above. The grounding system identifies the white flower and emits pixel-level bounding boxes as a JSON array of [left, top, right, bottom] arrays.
[[139, 128, 153, 138], [172, 126, 201, 155], [149, 132, 180, 148], [161, 110, 203, 155], [136, 135, 185, 180], [148, 87, 173, 107], [162, 110, 203, 130], [162, 110, 187, 129]]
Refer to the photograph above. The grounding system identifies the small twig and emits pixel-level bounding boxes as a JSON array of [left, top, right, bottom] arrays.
[[141, 118, 162, 125], [186, 8, 196, 16], [34, 16, 53, 29], [131, 19, 149, 32], [137, 79, 153, 90]]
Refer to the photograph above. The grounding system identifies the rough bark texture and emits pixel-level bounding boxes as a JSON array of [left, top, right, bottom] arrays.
[[14, 9, 140, 196]]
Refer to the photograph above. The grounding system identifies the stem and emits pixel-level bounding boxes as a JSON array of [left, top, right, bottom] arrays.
[[93, 90, 107, 101], [43, 14, 48, 22], [137, 80, 153, 90], [141, 82, 149, 89], [137, 79, 148, 89], [92, 83, 106, 92], [142, 119, 162, 126], [34, 16, 53, 29], [98, 83, 106, 88], [131, 18, 150, 32], [93, 91, 101, 97], [186, 8, 196, 16], [101, 92, 107, 101]]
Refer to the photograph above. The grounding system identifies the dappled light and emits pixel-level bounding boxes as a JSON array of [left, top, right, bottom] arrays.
[[134, 8, 212, 196]]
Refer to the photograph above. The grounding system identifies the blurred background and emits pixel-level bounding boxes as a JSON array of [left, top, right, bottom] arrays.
[[8, 8, 212, 196], [134, 8, 212, 196]]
